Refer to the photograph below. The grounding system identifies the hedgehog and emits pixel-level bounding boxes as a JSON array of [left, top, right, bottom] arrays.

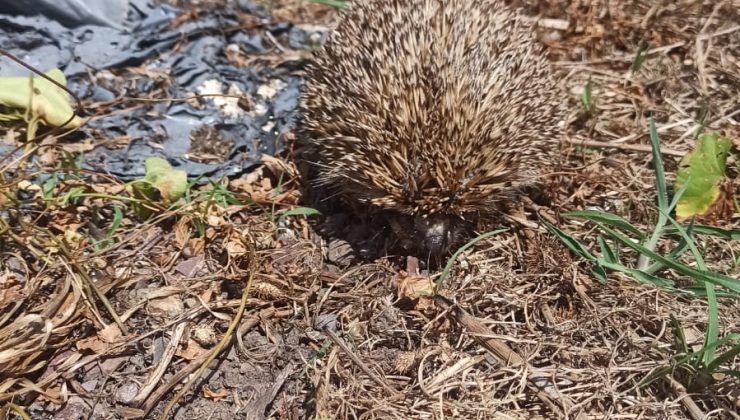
[[297, 0, 565, 257]]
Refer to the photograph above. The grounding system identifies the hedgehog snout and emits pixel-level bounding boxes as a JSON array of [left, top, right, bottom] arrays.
[[413, 214, 472, 256]]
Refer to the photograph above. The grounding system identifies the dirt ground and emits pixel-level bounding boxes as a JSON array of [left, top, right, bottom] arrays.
[[1, 0, 739, 419]]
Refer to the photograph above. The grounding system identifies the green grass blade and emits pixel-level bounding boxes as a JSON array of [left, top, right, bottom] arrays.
[[280, 207, 321, 218], [581, 76, 593, 112], [646, 235, 691, 274], [564, 210, 646, 240], [107, 205, 124, 238], [670, 314, 689, 354], [649, 117, 669, 213], [597, 260, 676, 288], [638, 118, 672, 270], [689, 333, 740, 372], [716, 370, 740, 379], [707, 340, 740, 373], [539, 217, 597, 262], [631, 43, 650, 74], [543, 217, 608, 282], [661, 212, 718, 364], [639, 365, 676, 389], [598, 236, 619, 264], [661, 225, 740, 240], [435, 228, 509, 289], [679, 287, 739, 298], [598, 224, 740, 294], [309, 0, 348, 9]]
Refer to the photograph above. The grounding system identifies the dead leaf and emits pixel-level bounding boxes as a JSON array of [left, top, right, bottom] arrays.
[[206, 214, 223, 227], [176, 339, 207, 361], [188, 237, 205, 256], [59, 138, 94, 154], [90, 183, 125, 195], [100, 323, 123, 343], [396, 273, 434, 301], [225, 238, 247, 256], [77, 336, 109, 353], [173, 216, 192, 249], [0, 272, 25, 310], [203, 386, 229, 401]]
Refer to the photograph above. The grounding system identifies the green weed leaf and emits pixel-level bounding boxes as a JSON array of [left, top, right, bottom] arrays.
[[142, 158, 188, 203], [126, 157, 188, 218], [674, 134, 731, 220], [0, 68, 82, 128]]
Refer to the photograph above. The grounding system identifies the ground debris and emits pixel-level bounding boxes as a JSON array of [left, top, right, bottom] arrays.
[[1, 0, 739, 419]]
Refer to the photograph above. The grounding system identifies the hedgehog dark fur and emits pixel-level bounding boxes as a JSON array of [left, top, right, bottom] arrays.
[[298, 0, 565, 256]]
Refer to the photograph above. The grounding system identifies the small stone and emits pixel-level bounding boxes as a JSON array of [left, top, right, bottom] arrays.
[[314, 314, 338, 332], [115, 381, 139, 404]]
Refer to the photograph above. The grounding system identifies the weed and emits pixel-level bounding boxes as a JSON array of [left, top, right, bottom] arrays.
[[581, 76, 593, 114], [630, 42, 650, 74], [90, 205, 124, 251], [543, 117, 740, 393], [639, 316, 740, 390]]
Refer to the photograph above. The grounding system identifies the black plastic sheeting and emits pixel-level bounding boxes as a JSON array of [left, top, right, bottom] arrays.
[[0, 0, 129, 29], [0, 0, 323, 181]]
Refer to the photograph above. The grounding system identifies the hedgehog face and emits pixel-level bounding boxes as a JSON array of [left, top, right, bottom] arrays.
[[412, 214, 473, 257]]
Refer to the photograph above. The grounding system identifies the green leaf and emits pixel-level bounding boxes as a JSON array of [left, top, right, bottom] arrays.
[[0, 69, 82, 128], [126, 157, 188, 219], [140, 157, 188, 203], [674, 133, 731, 220]]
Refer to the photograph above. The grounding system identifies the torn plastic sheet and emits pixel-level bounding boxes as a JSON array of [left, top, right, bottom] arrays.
[[0, 1, 322, 182], [0, 0, 129, 29]]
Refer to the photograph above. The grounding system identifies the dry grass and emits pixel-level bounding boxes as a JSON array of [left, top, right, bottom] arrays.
[[1, 0, 739, 419]]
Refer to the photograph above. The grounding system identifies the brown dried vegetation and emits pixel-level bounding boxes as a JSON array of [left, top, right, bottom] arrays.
[[1, 0, 739, 419]]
